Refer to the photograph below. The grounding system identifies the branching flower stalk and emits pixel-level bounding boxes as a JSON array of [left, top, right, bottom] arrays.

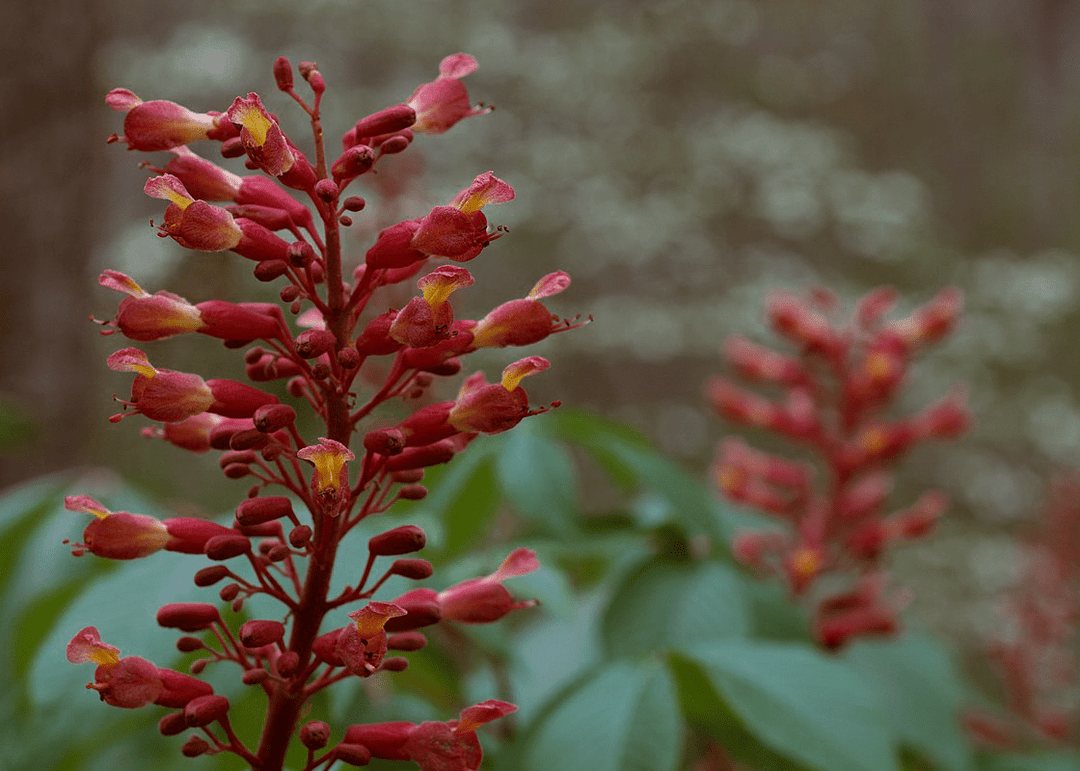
[[706, 285, 970, 649], [65, 54, 583, 770]]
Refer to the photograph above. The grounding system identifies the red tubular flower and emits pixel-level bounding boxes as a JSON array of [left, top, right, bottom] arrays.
[[67, 627, 165, 708], [297, 437, 355, 509], [65, 495, 170, 559], [227, 93, 294, 177], [407, 53, 492, 134], [470, 271, 576, 349], [108, 348, 277, 423], [106, 89, 236, 152], [437, 548, 539, 623], [390, 265, 475, 347], [411, 172, 514, 261], [99, 270, 284, 342], [344, 700, 516, 771], [335, 601, 408, 676], [448, 356, 552, 434]]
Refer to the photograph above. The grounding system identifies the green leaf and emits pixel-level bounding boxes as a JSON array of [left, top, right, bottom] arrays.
[[543, 408, 731, 543], [843, 633, 976, 771], [680, 640, 899, 771], [414, 438, 500, 557], [600, 557, 749, 658], [743, 578, 813, 642], [495, 427, 578, 537], [979, 751, 1080, 771], [520, 659, 683, 771]]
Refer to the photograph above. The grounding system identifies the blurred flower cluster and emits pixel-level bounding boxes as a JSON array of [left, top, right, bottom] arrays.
[[707, 285, 970, 649]]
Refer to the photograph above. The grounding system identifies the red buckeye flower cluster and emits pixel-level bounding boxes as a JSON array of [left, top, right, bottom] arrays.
[[706, 285, 970, 650], [68, 54, 583, 771]]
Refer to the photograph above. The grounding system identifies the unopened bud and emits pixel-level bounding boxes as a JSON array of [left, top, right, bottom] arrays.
[[368, 525, 426, 556], [387, 631, 428, 651], [229, 428, 270, 450], [398, 484, 427, 500], [240, 619, 286, 648], [184, 694, 230, 727], [277, 650, 300, 676], [334, 743, 372, 766], [157, 602, 221, 632], [343, 196, 365, 212], [189, 658, 208, 674], [236, 496, 295, 526], [194, 565, 231, 587], [159, 712, 188, 736], [220, 583, 241, 601], [254, 259, 290, 281], [380, 656, 409, 672], [280, 285, 301, 302], [273, 56, 293, 91], [301, 721, 331, 750], [354, 104, 417, 138], [254, 403, 296, 432], [296, 328, 336, 358], [314, 178, 339, 202], [390, 558, 433, 580], [242, 668, 269, 684], [204, 533, 252, 560], [181, 736, 211, 757], [364, 428, 405, 455], [176, 636, 205, 653], [290, 525, 312, 547]]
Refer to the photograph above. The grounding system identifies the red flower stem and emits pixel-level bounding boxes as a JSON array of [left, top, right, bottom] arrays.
[[253, 105, 355, 771]]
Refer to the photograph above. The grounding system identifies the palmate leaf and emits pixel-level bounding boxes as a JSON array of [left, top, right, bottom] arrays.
[[518, 659, 683, 771], [676, 640, 899, 771]]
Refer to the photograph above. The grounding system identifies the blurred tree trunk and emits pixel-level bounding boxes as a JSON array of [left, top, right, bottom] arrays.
[[0, 1, 102, 489]]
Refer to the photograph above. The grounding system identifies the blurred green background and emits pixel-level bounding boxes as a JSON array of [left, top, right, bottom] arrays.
[[2, 0, 1080, 733]]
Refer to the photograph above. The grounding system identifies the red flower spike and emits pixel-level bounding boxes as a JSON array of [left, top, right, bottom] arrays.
[[437, 548, 540, 623], [407, 53, 491, 134]]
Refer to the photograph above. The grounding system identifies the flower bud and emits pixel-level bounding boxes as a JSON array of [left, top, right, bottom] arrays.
[[354, 104, 417, 138], [220, 583, 241, 601], [253, 403, 296, 432], [387, 631, 428, 651], [290, 525, 313, 547], [242, 668, 269, 685], [334, 743, 373, 767], [368, 525, 426, 557], [157, 603, 221, 632], [301, 721, 331, 750], [276, 650, 300, 677], [204, 533, 253, 560], [254, 259, 290, 281], [398, 484, 428, 500], [390, 558, 434, 580], [364, 428, 405, 456], [240, 619, 286, 648], [312, 628, 345, 666], [236, 496, 295, 526], [182, 735, 211, 757], [383, 440, 458, 472], [296, 328, 337, 359], [184, 694, 230, 727], [176, 636, 205, 653], [273, 56, 293, 91], [159, 712, 188, 736], [380, 656, 409, 672], [229, 428, 270, 450]]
